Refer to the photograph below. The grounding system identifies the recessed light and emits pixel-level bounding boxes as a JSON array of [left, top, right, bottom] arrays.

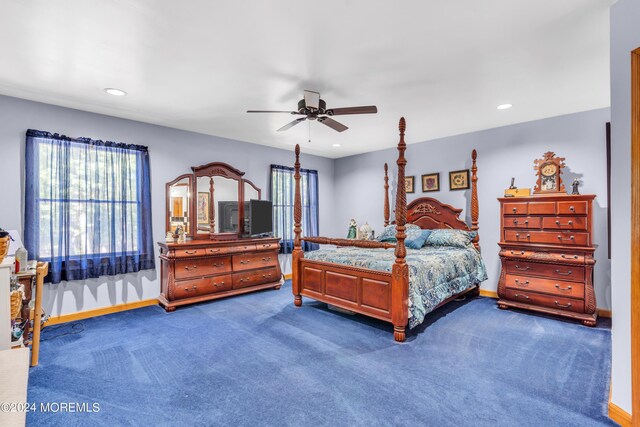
[[104, 88, 127, 96], [497, 103, 512, 110], [332, 143, 341, 147]]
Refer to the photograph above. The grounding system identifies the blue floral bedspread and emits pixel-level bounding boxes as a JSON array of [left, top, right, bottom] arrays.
[[304, 245, 488, 328]]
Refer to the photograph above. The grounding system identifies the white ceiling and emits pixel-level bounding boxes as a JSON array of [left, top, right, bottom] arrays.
[[0, 0, 614, 158]]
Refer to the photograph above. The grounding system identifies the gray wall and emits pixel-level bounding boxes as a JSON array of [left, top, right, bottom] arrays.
[[334, 108, 611, 311], [609, 0, 639, 415], [0, 94, 339, 317]]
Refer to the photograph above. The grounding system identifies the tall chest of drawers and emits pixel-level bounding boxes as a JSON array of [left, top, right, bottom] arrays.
[[158, 238, 283, 311], [497, 194, 597, 326]]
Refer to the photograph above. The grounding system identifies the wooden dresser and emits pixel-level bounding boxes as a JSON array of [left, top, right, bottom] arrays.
[[158, 237, 283, 311], [497, 194, 597, 326]]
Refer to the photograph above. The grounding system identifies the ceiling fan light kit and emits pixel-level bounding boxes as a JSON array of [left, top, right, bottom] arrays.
[[247, 90, 377, 133]]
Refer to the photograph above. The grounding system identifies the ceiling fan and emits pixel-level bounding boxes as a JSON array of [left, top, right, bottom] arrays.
[[247, 90, 377, 132]]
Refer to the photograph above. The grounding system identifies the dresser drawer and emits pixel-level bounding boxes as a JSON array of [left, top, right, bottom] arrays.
[[503, 217, 542, 229], [255, 242, 279, 251], [558, 201, 587, 215], [233, 268, 280, 289], [233, 252, 278, 271], [173, 275, 233, 299], [541, 217, 587, 231], [504, 230, 589, 246], [229, 243, 258, 254], [528, 202, 555, 215], [174, 256, 232, 279], [175, 248, 205, 257], [204, 246, 233, 256], [504, 289, 584, 313], [505, 273, 585, 299], [502, 249, 587, 264], [504, 202, 527, 215], [504, 259, 585, 281]]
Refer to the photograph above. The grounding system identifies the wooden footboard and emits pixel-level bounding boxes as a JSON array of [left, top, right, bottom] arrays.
[[298, 259, 394, 322]]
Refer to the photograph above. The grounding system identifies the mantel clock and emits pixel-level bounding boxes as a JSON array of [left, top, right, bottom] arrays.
[[533, 152, 566, 194]]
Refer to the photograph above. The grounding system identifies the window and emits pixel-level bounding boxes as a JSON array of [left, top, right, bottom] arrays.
[[270, 165, 319, 253], [24, 130, 155, 284]]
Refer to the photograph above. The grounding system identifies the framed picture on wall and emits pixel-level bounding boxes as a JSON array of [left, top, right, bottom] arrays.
[[421, 173, 440, 192], [197, 192, 210, 224], [405, 176, 415, 193], [449, 169, 470, 191]]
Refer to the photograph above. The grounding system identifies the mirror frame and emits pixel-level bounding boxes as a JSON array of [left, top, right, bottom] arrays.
[[191, 162, 245, 240], [165, 174, 193, 238], [242, 179, 262, 201]]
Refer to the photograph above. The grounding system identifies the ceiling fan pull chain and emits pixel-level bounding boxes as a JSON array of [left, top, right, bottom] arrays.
[[308, 120, 311, 143]]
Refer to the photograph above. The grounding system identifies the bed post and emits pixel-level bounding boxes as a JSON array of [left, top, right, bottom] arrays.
[[384, 163, 390, 227], [292, 144, 303, 307], [392, 118, 409, 342], [471, 149, 480, 251]]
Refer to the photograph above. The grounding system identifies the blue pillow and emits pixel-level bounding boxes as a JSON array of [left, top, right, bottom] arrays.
[[406, 229, 432, 249], [376, 224, 420, 242], [425, 229, 473, 248]]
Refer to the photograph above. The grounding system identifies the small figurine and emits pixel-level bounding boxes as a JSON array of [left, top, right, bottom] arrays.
[[509, 177, 516, 189], [571, 178, 580, 195], [347, 219, 357, 239], [166, 231, 175, 242], [359, 222, 373, 240]]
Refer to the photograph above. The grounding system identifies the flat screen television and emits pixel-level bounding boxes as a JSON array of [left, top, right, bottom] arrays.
[[217, 199, 273, 237], [246, 199, 273, 237]]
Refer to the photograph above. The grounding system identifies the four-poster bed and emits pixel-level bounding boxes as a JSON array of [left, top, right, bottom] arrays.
[[291, 118, 486, 342]]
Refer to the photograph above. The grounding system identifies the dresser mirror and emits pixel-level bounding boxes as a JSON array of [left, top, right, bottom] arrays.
[[166, 174, 192, 236], [166, 162, 263, 240]]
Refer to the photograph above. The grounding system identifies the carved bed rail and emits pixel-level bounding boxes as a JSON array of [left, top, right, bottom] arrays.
[[302, 237, 395, 249]]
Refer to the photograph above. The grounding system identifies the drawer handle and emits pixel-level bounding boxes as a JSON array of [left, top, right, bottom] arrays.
[[514, 293, 529, 300], [514, 265, 529, 271], [510, 250, 526, 255], [213, 282, 225, 288], [560, 254, 578, 259], [240, 260, 251, 265], [557, 235, 575, 241], [209, 249, 220, 253], [554, 284, 573, 291], [554, 301, 572, 308], [262, 274, 272, 279], [184, 285, 198, 292], [555, 269, 573, 276], [512, 207, 517, 213], [513, 219, 529, 225], [569, 206, 575, 212], [213, 262, 224, 268], [185, 250, 198, 255], [555, 220, 574, 226], [262, 244, 271, 247], [185, 266, 198, 271], [515, 233, 530, 239], [239, 278, 247, 283], [514, 279, 530, 286], [262, 257, 272, 262]]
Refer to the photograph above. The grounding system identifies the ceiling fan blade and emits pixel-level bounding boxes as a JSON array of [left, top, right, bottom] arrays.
[[247, 110, 300, 114], [304, 90, 320, 110], [326, 106, 378, 116], [318, 117, 348, 132], [277, 117, 307, 131]]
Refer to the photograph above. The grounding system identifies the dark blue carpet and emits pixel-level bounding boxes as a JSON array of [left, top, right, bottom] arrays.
[[27, 281, 614, 426]]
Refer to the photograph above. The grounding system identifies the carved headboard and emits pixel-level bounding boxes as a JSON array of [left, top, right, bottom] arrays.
[[406, 198, 469, 230], [383, 149, 480, 250]]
